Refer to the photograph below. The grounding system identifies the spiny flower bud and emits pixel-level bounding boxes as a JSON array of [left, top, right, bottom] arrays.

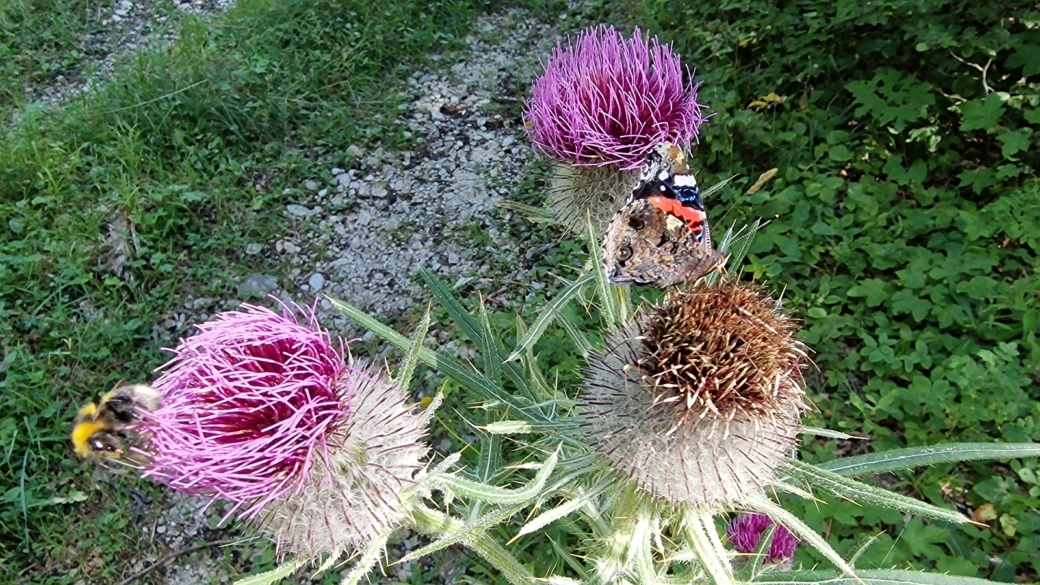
[[255, 367, 429, 559], [546, 164, 636, 235], [579, 281, 810, 507]]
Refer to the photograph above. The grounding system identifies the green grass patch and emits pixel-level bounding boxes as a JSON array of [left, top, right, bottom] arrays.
[[0, 0, 501, 582], [623, 0, 1040, 579], [0, 0, 112, 107]]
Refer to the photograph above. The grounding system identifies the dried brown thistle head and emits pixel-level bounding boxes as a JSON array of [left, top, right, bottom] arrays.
[[579, 280, 811, 507]]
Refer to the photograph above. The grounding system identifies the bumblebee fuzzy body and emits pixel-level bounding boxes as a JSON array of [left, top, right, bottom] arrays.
[[71, 384, 161, 464]]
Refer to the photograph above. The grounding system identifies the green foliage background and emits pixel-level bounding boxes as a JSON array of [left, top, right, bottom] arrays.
[[628, 0, 1039, 579]]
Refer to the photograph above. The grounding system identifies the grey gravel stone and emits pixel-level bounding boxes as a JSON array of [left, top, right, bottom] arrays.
[[308, 272, 326, 292], [304, 179, 319, 191], [285, 204, 315, 217], [237, 274, 278, 299]]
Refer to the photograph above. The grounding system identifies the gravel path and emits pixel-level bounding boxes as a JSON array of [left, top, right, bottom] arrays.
[[259, 12, 562, 341], [150, 10, 564, 585]]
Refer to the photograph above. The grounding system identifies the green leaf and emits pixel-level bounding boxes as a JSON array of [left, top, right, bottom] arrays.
[[900, 518, 947, 558], [435, 447, 558, 505], [397, 303, 431, 391], [471, 432, 502, 511], [505, 273, 594, 362], [684, 506, 736, 585], [232, 558, 307, 585], [329, 298, 545, 422], [801, 426, 860, 441], [782, 460, 970, 525], [555, 310, 594, 357], [515, 480, 611, 540], [997, 129, 1032, 160], [420, 270, 530, 398], [817, 443, 1040, 476], [959, 94, 1004, 132], [754, 568, 1006, 585], [477, 300, 501, 386], [1005, 43, 1040, 76], [587, 218, 622, 330], [846, 279, 889, 307], [890, 289, 930, 322], [717, 219, 763, 275], [402, 503, 525, 564], [336, 531, 393, 585], [406, 505, 536, 585]]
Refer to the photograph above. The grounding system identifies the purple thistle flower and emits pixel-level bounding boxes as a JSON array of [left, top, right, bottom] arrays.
[[140, 301, 353, 520], [523, 25, 706, 171], [727, 513, 799, 564]]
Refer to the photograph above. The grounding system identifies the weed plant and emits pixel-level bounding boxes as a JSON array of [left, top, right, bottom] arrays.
[[623, 0, 1040, 578]]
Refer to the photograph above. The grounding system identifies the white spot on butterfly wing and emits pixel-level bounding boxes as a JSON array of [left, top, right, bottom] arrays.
[[673, 175, 698, 188]]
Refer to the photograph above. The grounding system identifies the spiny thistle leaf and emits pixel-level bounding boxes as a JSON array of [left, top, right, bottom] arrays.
[[781, 460, 971, 525], [817, 443, 1040, 477], [232, 557, 307, 585], [506, 273, 595, 362]]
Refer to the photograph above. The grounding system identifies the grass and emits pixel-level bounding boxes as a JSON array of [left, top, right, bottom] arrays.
[[0, 0, 511, 582], [0, 0, 109, 107]]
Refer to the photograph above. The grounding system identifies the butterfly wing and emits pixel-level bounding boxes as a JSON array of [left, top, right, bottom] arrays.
[[603, 199, 726, 288]]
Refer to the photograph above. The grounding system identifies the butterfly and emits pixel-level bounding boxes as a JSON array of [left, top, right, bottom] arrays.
[[603, 143, 726, 288]]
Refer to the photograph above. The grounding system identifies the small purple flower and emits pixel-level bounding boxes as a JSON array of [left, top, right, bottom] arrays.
[[140, 301, 353, 519], [727, 513, 799, 563], [523, 25, 706, 171]]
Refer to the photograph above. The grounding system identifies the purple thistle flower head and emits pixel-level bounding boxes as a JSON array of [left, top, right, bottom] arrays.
[[140, 301, 353, 520], [523, 25, 706, 171], [727, 513, 799, 563]]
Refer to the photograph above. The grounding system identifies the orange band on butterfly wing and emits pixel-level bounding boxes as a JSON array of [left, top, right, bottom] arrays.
[[647, 196, 706, 236]]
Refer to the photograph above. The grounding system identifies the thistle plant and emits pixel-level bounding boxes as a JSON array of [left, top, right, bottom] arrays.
[[523, 25, 705, 233], [106, 23, 1040, 585], [330, 219, 1040, 585], [128, 231, 1040, 585]]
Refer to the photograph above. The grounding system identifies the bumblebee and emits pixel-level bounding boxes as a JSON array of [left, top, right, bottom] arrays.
[[71, 384, 162, 465]]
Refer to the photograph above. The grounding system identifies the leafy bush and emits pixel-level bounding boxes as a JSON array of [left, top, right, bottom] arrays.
[[634, 0, 1039, 578]]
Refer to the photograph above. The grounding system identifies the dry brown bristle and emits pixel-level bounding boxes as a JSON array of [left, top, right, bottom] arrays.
[[638, 282, 809, 434]]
